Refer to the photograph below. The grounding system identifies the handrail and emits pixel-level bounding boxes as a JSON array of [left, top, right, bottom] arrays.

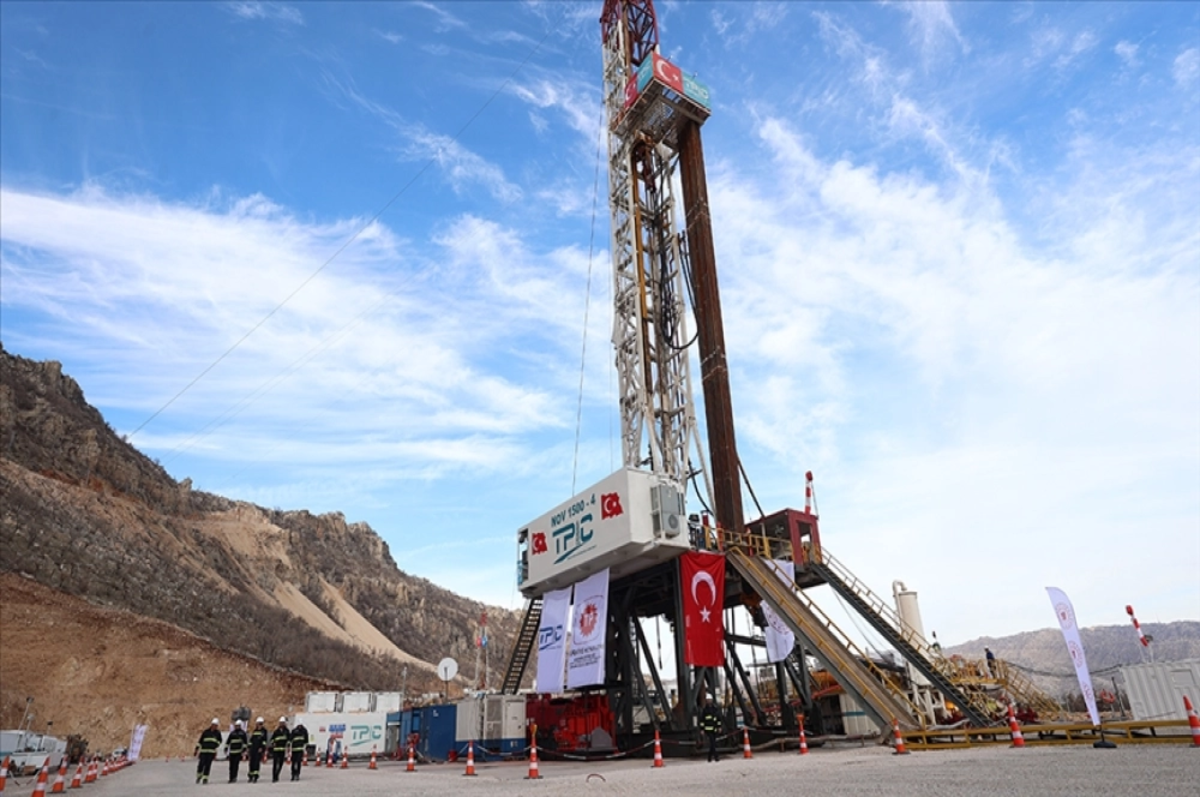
[[726, 547, 926, 729]]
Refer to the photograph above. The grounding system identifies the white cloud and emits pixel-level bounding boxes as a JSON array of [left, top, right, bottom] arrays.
[[412, 1, 467, 32], [898, 0, 969, 61], [1114, 40, 1139, 69], [226, 1, 303, 26], [1173, 47, 1200, 88]]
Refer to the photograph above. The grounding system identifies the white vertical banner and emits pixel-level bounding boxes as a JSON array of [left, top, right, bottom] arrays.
[[566, 568, 610, 689], [535, 587, 572, 694], [128, 724, 149, 762], [762, 559, 796, 663], [1046, 586, 1101, 726]]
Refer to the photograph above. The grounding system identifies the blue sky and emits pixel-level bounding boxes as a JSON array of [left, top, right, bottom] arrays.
[[2, 1, 1197, 650]]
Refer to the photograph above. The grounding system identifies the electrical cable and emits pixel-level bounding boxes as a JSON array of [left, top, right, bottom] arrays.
[[128, 23, 555, 443], [572, 107, 606, 495]]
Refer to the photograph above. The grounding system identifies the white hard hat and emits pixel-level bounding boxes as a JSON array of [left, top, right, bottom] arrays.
[[211, 718, 219, 725], [235, 720, 243, 728], [256, 717, 264, 723], [279, 716, 287, 723]]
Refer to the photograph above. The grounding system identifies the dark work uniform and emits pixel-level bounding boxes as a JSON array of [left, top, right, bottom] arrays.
[[269, 725, 290, 783], [700, 703, 722, 762], [247, 724, 268, 783], [289, 724, 309, 781], [225, 726, 248, 783], [195, 725, 222, 784]]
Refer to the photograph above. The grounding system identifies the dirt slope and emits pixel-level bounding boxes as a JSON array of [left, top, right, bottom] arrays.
[[0, 571, 334, 759]]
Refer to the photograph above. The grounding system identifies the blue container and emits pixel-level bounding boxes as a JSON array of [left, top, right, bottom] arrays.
[[418, 704, 457, 763]]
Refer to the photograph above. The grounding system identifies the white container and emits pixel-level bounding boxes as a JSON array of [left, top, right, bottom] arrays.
[[341, 692, 373, 713], [305, 692, 339, 713], [1121, 660, 1200, 726], [374, 692, 402, 713], [518, 468, 688, 597], [293, 711, 388, 758], [454, 695, 526, 756], [838, 693, 883, 737]]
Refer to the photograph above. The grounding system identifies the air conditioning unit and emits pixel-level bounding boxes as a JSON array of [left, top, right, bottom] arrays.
[[651, 483, 684, 538]]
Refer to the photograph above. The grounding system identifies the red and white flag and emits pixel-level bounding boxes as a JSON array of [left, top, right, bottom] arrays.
[[681, 551, 725, 666]]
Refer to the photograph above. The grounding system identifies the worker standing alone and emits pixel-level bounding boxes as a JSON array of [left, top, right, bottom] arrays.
[[225, 719, 248, 783], [246, 717, 268, 784], [194, 718, 222, 784], [269, 717, 290, 783], [288, 720, 309, 781], [700, 697, 722, 762]]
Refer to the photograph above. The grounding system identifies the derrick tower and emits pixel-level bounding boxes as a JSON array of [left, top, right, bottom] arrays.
[[599, 0, 743, 535]]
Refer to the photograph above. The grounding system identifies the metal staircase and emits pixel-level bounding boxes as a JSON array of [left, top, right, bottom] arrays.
[[500, 596, 543, 695], [807, 549, 992, 726], [727, 549, 924, 731]]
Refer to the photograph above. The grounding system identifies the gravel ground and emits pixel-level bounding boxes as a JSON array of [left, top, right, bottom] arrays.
[[16, 744, 1199, 796]]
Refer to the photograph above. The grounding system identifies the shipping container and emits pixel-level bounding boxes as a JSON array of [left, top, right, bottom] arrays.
[[455, 695, 526, 759], [305, 692, 339, 713], [291, 711, 388, 759], [341, 692, 373, 713], [517, 468, 688, 598], [1121, 660, 1200, 729], [416, 704, 457, 762]]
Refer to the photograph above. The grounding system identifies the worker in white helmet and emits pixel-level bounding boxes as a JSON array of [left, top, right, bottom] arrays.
[[194, 718, 222, 784], [269, 717, 290, 782], [225, 719, 248, 783], [247, 717, 268, 783]]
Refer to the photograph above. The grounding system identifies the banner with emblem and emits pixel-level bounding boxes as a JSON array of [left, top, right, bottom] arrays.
[[566, 568, 610, 689], [535, 586, 571, 694], [681, 551, 725, 666], [1046, 586, 1100, 726], [762, 559, 796, 662]]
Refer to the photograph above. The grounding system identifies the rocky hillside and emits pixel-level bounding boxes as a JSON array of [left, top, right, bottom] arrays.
[[949, 622, 1200, 699], [0, 344, 521, 697]]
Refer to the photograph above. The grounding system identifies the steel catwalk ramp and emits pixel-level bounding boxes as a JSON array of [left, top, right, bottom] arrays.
[[807, 550, 992, 727], [727, 549, 923, 732], [500, 596, 543, 695]]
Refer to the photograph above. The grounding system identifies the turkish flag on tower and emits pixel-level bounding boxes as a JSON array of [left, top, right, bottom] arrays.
[[681, 551, 725, 666]]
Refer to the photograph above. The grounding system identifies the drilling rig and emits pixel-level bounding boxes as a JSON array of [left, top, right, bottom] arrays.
[[502, 0, 1030, 755]]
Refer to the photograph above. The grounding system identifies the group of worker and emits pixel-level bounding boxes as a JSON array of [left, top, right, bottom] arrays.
[[195, 716, 309, 785]]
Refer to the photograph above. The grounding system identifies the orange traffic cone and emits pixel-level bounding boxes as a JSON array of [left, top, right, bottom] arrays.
[[891, 718, 909, 755], [69, 761, 84, 789], [406, 744, 415, 772], [525, 738, 542, 780], [742, 727, 753, 759], [368, 748, 377, 770], [0, 754, 8, 792], [341, 750, 349, 769], [1184, 695, 1200, 747], [652, 730, 664, 768], [325, 750, 333, 769], [99, 759, 109, 777], [463, 740, 476, 776], [84, 759, 95, 783], [1006, 704, 1026, 749], [30, 757, 51, 797], [798, 725, 809, 755], [50, 758, 68, 793], [302, 750, 308, 767]]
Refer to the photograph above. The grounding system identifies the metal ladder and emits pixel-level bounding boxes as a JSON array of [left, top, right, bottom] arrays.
[[808, 549, 993, 726], [500, 596, 543, 695]]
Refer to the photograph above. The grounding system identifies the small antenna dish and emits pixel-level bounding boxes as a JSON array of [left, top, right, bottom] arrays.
[[437, 657, 458, 682]]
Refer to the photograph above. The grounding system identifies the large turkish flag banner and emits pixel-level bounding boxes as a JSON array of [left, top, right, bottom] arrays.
[[681, 551, 725, 666]]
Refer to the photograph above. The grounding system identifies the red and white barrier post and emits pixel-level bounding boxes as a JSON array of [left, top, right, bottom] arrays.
[[891, 719, 909, 755], [1184, 695, 1200, 747], [1006, 703, 1026, 748]]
